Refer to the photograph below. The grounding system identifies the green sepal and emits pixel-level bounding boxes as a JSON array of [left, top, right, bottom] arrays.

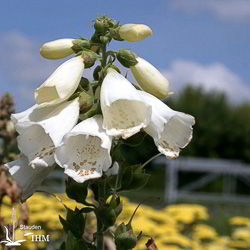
[[72, 39, 91, 53], [117, 49, 138, 68], [109, 27, 124, 41]]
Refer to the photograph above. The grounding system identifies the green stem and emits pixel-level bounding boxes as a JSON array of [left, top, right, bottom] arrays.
[[96, 218, 104, 250], [101, 44, 107, 68]]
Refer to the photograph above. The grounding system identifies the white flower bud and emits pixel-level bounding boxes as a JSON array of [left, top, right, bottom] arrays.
[[40, 39, 75, 59], [131, 57, 170, 99], [119, 24, 152, 42], [35, 56, 84, 107]]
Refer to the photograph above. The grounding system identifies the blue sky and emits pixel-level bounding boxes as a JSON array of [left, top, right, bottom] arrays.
[[0, 0, 250, 110]]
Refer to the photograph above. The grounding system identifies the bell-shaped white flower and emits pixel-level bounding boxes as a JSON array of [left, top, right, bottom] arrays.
[[40, 39, 75, 59], [140, 91, 195, 159], [35, 56, 84, 107], [4, 155, 55, 201], [55, 115, 112, 183], [100, 68, 152, 139], [11, 98, 79, 168], [131, 57, 170, 99], [105, 162, 119, 177], [119, 24, 152, 42]]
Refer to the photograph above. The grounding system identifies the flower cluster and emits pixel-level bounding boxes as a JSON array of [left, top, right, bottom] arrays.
[[3, 16, 195, 249]]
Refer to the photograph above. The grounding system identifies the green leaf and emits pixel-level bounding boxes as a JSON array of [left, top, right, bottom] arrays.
[[66, 231, 89, 250], [79, 207, 95, 213], [119, 164, 150, 192], [128, 173, 150, 191], [60, 207, 85, 238], [66, 178, 88, 204], [59, 241, 66, 250]]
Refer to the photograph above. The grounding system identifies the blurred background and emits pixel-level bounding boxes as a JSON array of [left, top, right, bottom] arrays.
[[1, 0, 250, 249]]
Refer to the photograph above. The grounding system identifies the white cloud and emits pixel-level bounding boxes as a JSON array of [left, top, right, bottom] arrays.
[[171, 0, 250, 22], [164, 60, 250, 103]]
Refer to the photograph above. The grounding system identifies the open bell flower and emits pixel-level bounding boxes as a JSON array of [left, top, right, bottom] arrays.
[[4, 155, 55, 201], [140, 91, 195, 159], [55, 115, 112, 183], [11, 98, 79, 168], [100, 68, 152, 139], [119, 24, 152, 42], [40, 39, 75, 59], [131, 57, 170, 99], [35, 56, 84, 107]]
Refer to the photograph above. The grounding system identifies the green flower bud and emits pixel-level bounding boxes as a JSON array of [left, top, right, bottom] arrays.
[[79, 77, 90, 91], [115, 230, 137, 249], [117, 49, 138, 68], [119, 24, 152, 42], [99, 207, 116, 227], [94, 19, 107, 34], [81, 50, 100, 68], [79, 90, 94, 112]]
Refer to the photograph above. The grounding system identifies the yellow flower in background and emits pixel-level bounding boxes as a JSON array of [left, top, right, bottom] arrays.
[[232, 227, 250, 243], [229, 216, 250, 226], [193, 224, 218, 241]]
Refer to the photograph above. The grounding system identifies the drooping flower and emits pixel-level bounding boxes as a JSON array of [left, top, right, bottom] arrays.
[[118, 24, 152, 42], [105, 162, 119, 177], [11, 98, 79, 168], [35, 56, 84, 107], [100, 68, 152, 139], [140, 91, 195, 159], [4, 155, 55, 200], [55, 115, 112, 183], [131, 57, 170, 98], [40, 39, 75, 59]]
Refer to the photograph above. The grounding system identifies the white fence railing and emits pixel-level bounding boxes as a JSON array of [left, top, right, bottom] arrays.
[[153, 156, 250, 204]]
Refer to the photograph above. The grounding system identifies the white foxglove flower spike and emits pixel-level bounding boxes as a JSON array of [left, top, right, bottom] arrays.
[[119, 24, 152, 42], [100, 68, 152, 139], [40, 39, 75, 59], [35, 56, 84, 107], [12, 98, 79, 168], [55, 115, 112, 183], [4, 155, 55, 201], [131, 57, 170, 99], [140, 91, 195, 159]]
